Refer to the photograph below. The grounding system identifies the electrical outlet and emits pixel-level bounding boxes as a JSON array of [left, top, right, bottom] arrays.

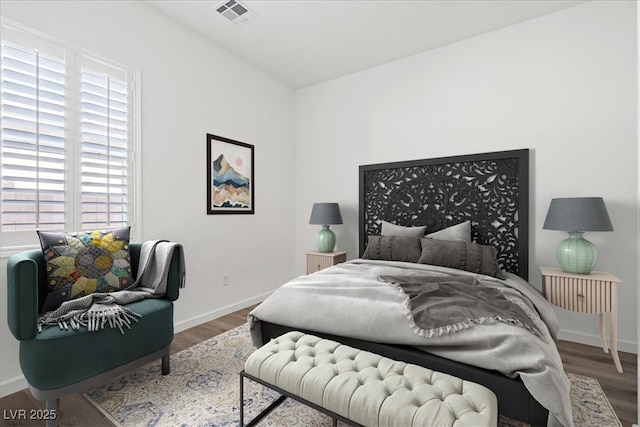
[[222, 273, 230, 287]]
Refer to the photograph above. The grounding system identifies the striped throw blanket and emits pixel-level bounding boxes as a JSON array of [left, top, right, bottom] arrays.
[[37, 240, 185, 334]]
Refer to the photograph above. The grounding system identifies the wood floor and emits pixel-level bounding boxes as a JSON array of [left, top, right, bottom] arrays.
[[1, 304, 637, 427]]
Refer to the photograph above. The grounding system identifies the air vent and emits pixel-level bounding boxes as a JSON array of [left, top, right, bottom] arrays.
[[215, 0, 257, 26]]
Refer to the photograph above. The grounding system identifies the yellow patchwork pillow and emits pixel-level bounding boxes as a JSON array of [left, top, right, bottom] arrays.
[[37, 227, 134, 312]]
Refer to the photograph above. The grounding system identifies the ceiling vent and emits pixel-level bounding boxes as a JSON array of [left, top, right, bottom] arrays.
[[215, 0, 257, 26]]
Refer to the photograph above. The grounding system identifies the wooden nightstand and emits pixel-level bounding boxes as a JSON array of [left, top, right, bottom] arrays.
[[306, 251, 347, 274], [540, 266, 623, 373]]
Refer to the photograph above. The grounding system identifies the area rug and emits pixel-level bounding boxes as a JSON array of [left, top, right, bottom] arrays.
[[86, 324, 622, 427]]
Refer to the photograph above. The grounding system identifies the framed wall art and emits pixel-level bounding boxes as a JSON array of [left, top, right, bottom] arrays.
[[206, 133, 254, 214]]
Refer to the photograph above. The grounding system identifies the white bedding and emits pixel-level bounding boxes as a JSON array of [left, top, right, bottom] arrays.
[[248, 259, 573, 427]]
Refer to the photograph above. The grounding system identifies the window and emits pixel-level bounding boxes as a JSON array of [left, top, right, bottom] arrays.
[[80, 69, 130, 229], [1, 22, 139, 250]]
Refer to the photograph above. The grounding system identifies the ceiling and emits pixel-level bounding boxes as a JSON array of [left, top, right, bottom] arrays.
[[146, 0, 586, 89]]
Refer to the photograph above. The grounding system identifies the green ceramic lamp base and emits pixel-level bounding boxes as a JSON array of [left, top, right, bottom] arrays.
[[556, 231, 597, 274], [316, 225, 336, 253]]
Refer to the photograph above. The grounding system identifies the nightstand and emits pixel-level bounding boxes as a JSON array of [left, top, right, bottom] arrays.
[[540, 266, 623, 373], [306, 251, 347, 274]]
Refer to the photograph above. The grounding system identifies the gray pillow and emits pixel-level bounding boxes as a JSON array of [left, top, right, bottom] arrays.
[[425, 220, 471, 242], [418, 238, 505, 279], [362, 235, 422, 263], [381, 220, 427, 237]]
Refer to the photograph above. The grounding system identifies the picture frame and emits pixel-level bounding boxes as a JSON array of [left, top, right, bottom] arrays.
[[206, 133, 254, 214]]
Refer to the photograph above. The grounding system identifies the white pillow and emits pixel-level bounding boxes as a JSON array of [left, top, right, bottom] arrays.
[[381, 220, 427, 237], [425, 220, 471, 242]]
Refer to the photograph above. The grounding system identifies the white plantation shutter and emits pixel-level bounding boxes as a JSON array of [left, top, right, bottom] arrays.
[[1, 42, 66, 232], [80, 70, 129, 229], [1, 23, 138, 249]]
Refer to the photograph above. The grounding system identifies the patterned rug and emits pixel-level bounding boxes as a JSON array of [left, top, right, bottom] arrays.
[[86, 324, 622, 427]]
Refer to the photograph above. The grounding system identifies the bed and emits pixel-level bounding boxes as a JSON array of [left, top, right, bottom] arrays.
[[248, 149, 573, 427]]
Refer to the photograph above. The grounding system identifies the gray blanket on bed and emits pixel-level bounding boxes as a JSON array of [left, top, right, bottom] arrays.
[[380, 274, 542, 338], [248, 259, 573, 427]]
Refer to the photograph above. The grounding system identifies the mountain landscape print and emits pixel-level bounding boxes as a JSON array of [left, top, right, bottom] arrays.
[[212, 154, 250, 208], [207, 134, 254, 214]]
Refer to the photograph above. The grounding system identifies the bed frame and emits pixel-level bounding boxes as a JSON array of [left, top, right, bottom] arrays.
[[259, 148, 550, 425]]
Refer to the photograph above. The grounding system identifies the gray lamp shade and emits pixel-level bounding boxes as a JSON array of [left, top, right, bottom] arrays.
[[309, 203, 343, 225], [543, 197, 613, 232]]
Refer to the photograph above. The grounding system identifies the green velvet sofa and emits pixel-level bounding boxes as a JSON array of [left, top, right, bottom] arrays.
[[6, 242, 182, 427]]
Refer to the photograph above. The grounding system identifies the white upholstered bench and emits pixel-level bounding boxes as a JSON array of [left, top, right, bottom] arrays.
[[240, 331, 498, 427]]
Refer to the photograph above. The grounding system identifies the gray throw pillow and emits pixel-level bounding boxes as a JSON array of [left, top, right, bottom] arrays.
[[381, 220, 427, 237], [425, 220, 471, 242], [418, 238, 505, 279], [362, 235, 422, 263]]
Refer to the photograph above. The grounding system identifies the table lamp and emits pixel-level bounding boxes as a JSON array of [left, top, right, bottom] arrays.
[[309, 202, 343, 253], [543, 197, 613, 274]]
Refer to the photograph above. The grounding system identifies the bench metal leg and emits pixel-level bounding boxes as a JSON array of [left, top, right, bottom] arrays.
[[240, 371, 287, 427]]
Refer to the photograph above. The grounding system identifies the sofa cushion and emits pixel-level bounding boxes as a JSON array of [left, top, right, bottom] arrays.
[[37, 227, 134, 312], [19, 298, 173, 390]]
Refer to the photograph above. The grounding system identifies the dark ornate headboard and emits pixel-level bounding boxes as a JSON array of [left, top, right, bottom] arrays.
[[359, 149, 529, 280]]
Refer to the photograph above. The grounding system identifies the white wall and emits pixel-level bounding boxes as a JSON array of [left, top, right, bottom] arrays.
[[295, 1, 638, 353], [0, 1, 296, 396]]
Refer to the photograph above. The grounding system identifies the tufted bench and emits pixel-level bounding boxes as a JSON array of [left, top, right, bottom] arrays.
[[239, 331, 497, 427]]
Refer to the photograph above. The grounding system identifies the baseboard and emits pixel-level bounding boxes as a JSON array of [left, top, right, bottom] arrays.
[[558, 329, 637, 354], [173, 291, 272, 333], [0, 375, 29, 399]]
